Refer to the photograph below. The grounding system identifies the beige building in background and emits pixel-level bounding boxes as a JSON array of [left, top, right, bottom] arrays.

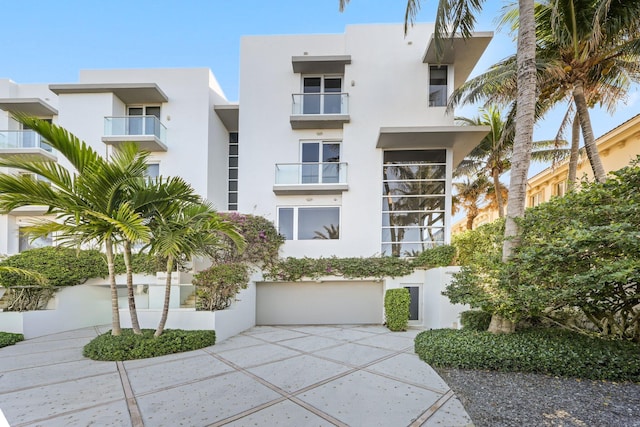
[[452, 113, 640, 234]]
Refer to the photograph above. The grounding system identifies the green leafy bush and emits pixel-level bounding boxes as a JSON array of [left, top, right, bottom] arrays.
[[264, 256, 415, 281], [83, 329, 216, 361], [0, 247, 107, 288], [460, 310, 491, 331], [193, 262, 249, 311], [415, 328, 640, 382], [114, 252, 168, 275], [215, 213, 284, 267], [0, 332, 24, 348], [411, 245, 456, 268], [384, 288, 410, 331]]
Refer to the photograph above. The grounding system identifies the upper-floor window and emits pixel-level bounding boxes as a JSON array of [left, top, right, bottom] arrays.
[[127, 105, 161, 136], [228, 132, 239, 211], [554, 181, 567, 197], [278, 206, 340, 240], [429, 66, 448, 107], [145, 163, 160, 179], [302, 76, 343, 114], [301, 141, 341, 184], [19, 228, 52, 252]]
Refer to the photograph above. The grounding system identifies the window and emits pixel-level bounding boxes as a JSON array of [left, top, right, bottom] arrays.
[[554, 181, 567, 197], [145, 163, 160, 179], [530, 191, 544, 207], [301, 141, 341, 184], [382, 150, 447, 256], [127, 106, 161, 136], [278, 207, 340, 240], [429, 66, 448, 107], [302, 76, 343, 114], [228, 132, 239, 210], [19, 228, 52, 252]]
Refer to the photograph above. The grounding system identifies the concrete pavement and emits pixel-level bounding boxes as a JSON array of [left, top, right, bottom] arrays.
[[0, 325, 472, 426]]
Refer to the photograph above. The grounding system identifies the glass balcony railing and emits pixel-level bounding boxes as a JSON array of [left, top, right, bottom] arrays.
[[0, 130, 53, 152], [275, 162, 348, 185], [291, 93, 349, 115], [104, 116, 167, 143]]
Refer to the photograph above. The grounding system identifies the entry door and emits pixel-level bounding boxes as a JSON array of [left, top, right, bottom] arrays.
[[404, 286, 420, 321], [301, 142, 340, 184]]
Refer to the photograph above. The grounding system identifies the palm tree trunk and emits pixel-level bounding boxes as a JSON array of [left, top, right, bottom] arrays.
[[496, 0, 537, 335], [573, 81, 606, 182], [123, 240, 142, 334], [567, 112, 580, 190], [105, 237, 121, 336], [493, 168, 505, 218], [154, 256, 174, 337]]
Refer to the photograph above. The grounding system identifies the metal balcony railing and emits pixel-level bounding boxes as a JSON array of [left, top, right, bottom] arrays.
[[275, 162, 348, 185], [291, 93, 349, 115], [0, 130, 53, 152], [104, 116, 167, 143]]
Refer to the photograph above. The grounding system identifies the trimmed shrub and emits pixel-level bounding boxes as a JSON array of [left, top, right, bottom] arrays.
[[264, 256, 414, 281], [83, 329, 216, 361], [385, 288, 410, 331], [414, 328, 640, 382], [0, 332, 24, 348], [460, 310, 491, 331]]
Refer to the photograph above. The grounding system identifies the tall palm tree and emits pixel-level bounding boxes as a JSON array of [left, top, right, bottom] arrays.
[[144, 198, 245, 337], [453, 175, 491, 230], [455, 106, 568, 217], [340, 0, 538, 333], [0, 117, 152, 335]]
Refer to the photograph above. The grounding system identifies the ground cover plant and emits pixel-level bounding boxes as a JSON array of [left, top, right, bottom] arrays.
[[83, 329, 215, 361], [415, 328, 640, 382], [0, 332, 24, 348]]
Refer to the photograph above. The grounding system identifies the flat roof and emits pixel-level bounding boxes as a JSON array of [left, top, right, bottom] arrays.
[[49, 83, 168, 104]]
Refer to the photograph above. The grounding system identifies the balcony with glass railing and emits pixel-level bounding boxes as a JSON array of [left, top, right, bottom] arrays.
[[103, 115, 168, 151], [273, 162, 348, 194], [0, 130, 57, 161], [290, 93, 350, 129]]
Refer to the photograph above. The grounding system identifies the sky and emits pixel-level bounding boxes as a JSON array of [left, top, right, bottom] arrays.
[[2, 0, 638, 172]]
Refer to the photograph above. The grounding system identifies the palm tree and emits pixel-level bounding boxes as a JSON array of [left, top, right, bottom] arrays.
[[455, 106, 568, 217], [340, 0, 538, 333], [0, 117, 152, 335], [453, 175, 491, 230], [144, 198, 245, 337]]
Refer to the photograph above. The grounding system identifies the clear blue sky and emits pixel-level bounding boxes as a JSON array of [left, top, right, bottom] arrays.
[[2, 0, 637, 160]]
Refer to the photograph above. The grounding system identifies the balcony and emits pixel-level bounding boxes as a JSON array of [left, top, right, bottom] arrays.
[[273, 162, 348, 195], [102, 116, 168, 152], [0, 131, 57, 161], [290, 93, 350, 129]]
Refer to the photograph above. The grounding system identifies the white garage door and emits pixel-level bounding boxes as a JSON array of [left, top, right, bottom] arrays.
[[256, 281, 384, 325]]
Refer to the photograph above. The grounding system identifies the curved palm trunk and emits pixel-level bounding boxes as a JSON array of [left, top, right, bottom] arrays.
[[123, 240, 142, 334], [154, 256, 174, 337], [567, 112, 580, 190], [493, 168, 505, 218], [105, 237, 121, 336], [573, 81, 606, 182], [498, 0, 537, 334]]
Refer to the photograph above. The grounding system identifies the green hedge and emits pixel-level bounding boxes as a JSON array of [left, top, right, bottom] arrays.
[[415, 328, 640, 382], [385, 288, 410, 331], [460, 310, 492, 331], [0, 332, 24, 348], [83, 329, 216, 361]]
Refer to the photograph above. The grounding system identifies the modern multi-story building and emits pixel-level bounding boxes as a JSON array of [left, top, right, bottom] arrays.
[[451, 113, 640, 234], [1, 23, 492, 329]]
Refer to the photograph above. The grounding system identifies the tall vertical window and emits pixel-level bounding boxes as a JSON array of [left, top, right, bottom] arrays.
[[302, 76, 343, 114], [228, 132, 239, 211], [429, 66, 448, 107], [530, 191, 544, 207], [382, 150, 447, 257], [554, 181, 567, 197], [301, 141, 341, 184]]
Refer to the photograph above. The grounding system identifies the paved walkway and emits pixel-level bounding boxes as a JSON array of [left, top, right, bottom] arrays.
[[0, 325, 472, 426]]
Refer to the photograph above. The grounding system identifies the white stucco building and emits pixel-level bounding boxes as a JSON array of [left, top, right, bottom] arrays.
[[0, 23, 492, 330]]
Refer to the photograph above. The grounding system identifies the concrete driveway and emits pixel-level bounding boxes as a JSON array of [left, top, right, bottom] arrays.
[[0, 325, 472, 426]]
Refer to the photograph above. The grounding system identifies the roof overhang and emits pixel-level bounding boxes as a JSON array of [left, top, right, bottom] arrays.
[[376, 125, 490, 167], [0, 98, 58, 116], [49, 83, 168, 104], [214, 104, 239, 132], [292, 55, 352, 74], [423, 32, 493, 89]]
